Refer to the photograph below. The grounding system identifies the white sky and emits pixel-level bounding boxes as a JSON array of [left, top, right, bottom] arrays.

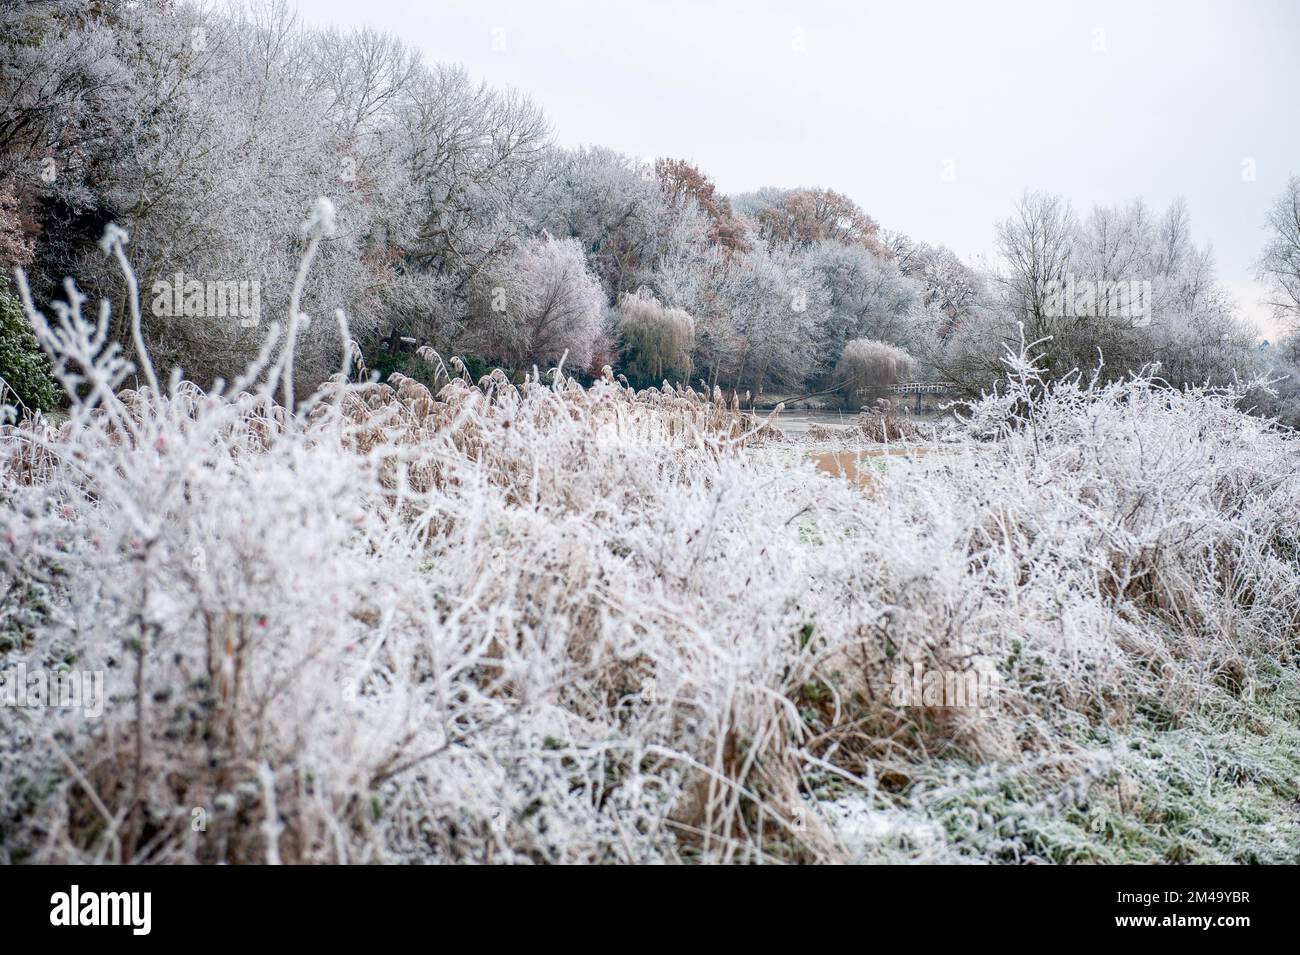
[[293, 0, 1300, 338]]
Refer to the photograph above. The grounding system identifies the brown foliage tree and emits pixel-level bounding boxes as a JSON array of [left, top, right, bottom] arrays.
[[755, 188, 884, 257], [655, 157, 749, 253]]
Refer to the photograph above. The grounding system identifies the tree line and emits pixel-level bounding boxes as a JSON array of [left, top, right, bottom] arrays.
[[3, 0, 1300, 417]]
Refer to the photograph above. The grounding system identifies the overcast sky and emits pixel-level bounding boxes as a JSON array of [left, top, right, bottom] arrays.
[[295, 0, 1300, 337]]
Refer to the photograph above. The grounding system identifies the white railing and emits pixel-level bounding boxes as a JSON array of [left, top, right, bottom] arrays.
[[882, 381, 954, 395]]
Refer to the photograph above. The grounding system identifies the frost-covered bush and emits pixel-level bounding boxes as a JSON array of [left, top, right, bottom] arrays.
[[2, 225, 1298, 864], [617, 288, 694, 386]]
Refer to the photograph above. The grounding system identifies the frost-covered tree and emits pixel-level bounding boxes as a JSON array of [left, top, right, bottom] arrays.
[[725, 241, 830, 394], [652, 233, 832, 394], [1260, 175, 1300, 329], [993, 191, 1077, 348], [888, 234, 983, 333], [651, 241, 739, 389], [806, 240, 922, 375], [0, 0, 131, 193], [833, 338, 915, 409], [2, 1, 556, 394], [529, 146, 704, 303], [85, 3, 376, 393], [0, 0, 133, 286], [655, 157, 748, 253], [472, 235, 605, 372], [617, 288, 694, 386], [962, 192, 1259, 392], [399, 64, 547, 297], [733, 186, 886, 259]]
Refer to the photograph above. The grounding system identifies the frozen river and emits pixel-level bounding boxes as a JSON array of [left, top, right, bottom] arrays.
[[745, 408, 861, 435]]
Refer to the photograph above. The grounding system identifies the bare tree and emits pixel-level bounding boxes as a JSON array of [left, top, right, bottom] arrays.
[[400, 65, 548, 295], [1260, 175, 1300, 329], [993, 191, 1076, 345]]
